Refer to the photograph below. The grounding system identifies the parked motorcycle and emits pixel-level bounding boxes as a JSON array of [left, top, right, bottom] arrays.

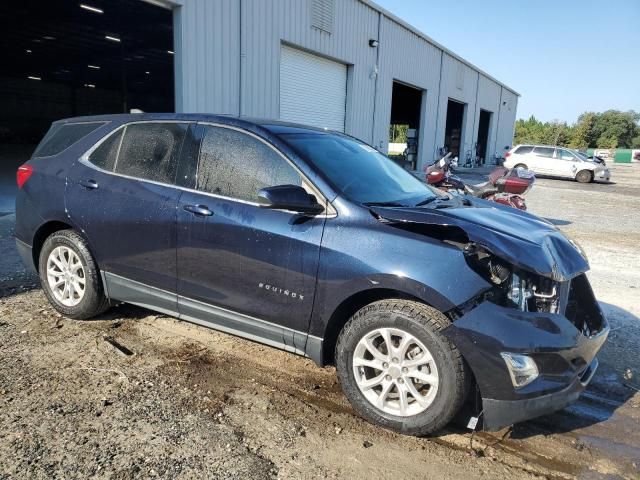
[[425, 154, 535, 211]]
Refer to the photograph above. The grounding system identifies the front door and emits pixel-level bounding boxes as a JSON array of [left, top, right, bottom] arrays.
[[554, 148, 581, 178], [530, 146, 556, 174], [65, 121, 189, 312], [176, 124, 326, 352]]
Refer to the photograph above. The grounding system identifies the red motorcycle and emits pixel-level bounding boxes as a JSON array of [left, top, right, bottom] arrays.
[[425, 154, 535, 211]]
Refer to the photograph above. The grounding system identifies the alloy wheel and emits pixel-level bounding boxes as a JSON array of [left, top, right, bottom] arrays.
[[352, 327, 439, 417], [46, 246, 86, 307]]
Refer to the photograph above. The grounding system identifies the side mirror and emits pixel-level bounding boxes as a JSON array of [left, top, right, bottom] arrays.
[[257, 185, 325, 214]]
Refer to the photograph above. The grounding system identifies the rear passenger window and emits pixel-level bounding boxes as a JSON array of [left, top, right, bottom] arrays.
[[33, 122, 106, 157], [115, 123, 187, 184], [197, 126, 302, 202], [88, 129, 123, 171], [533, 147, 554, 158], [514, 146, 533, 155]]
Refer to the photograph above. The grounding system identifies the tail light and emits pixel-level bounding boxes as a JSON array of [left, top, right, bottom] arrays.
[[17, 164, 33, 189], [504, 152, 511, 158]]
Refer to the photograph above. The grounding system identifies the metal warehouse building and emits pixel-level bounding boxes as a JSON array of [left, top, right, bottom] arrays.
[[2, 0, 519, 174]]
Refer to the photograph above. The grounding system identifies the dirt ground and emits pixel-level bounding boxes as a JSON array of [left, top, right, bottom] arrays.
[[1, 164, 639, 479]]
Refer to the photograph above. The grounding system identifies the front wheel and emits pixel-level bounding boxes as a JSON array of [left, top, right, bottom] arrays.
[[335, 300, 469, 436], [39, 230, 110, 319], [513, 163, 528, 170], [575, 170, 593, 183]]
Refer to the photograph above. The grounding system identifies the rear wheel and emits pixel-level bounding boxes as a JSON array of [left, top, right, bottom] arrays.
[[39, 230, 110, 319], [513, 163, 528, 170], [335, 300, 469, 436], [575, 170, 593, 183]]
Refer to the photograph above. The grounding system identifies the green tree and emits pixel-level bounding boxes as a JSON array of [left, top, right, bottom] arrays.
[[597, 135, 618, 149], [591, 110, 639, 148], [514, 110, 639, 149], [569, 112, 596, 149]]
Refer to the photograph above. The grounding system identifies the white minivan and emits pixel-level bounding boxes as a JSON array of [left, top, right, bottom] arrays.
[[504, 145, 611, 183]]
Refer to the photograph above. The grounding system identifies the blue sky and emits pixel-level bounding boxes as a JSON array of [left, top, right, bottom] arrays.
[[374, 0, 640, 124]]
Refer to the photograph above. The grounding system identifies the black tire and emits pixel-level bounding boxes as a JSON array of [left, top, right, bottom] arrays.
[[38, 229, 110, 319], [513, 163, 528, 170], [335, 300, 469, 436], [575, 170, 593, 183]]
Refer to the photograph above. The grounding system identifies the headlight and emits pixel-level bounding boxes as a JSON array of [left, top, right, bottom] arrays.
[[500, 352, 539, 388]]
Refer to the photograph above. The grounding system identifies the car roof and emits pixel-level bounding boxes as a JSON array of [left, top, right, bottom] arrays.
[[53, 113, 335, 136], [515, 144, 569, 149]]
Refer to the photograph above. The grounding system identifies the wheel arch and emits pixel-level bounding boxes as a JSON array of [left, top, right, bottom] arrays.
[[575, 169, 593, 183], [319, 288, 455, 367], [31, 220, 75, 272]]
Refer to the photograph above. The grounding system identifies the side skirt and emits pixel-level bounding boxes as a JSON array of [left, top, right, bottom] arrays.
[[102, 272, 324, 365]]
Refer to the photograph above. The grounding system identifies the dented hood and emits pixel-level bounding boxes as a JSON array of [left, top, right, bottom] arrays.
[[371, 199, 589, 281]]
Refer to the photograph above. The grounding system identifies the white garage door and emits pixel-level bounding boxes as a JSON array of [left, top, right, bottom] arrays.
[[280, 45, 347, 132]]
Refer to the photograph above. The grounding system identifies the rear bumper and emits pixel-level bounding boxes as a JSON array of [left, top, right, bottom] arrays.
[[15, 238, 36, 273], [443, 276, 608, 431]]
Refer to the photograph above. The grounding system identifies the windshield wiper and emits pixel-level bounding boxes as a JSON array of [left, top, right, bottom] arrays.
[[363, 201, 406, 207]]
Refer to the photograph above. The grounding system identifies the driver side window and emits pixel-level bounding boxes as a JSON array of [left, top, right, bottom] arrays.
[[196, 126, 302, 203], [556, 149, 576, 161]]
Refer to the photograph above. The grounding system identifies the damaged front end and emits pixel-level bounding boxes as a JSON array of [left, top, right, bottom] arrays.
[[370, 201, 609, 430], [446, 262, 608, 430]]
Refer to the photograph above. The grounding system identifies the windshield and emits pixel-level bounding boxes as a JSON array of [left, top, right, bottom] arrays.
[[573, 150, 590, 161], [279, 132, 437, 206]]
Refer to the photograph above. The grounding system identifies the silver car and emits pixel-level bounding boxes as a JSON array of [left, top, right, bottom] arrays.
[[504, 145, 611, 183]]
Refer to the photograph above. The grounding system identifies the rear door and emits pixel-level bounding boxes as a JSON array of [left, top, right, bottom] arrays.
[[176, 123, 327, 353], [65, 121, 189, 313], [510, 145, 533, 168]]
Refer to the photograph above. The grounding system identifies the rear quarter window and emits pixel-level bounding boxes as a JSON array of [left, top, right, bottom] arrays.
[[88, 129, 124, 171], [33, 122, 106, 158]]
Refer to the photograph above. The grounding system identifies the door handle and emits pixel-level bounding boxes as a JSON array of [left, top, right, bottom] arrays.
[[80, 179, 98, 190], [183, 204, 213, 217]]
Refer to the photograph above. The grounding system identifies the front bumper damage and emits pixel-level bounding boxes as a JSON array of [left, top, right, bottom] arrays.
[[443, 274, 609, 431], [595, 168, 610, 181]]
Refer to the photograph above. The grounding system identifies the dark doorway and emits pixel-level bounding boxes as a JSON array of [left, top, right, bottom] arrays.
[[388, 81, 423, 170], [0, 0, 174, 212], [444, 99, 466, 159], [476, 109, 492, 165]]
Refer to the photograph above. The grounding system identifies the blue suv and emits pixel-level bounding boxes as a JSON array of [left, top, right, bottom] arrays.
[[15, 114, 608, 435]]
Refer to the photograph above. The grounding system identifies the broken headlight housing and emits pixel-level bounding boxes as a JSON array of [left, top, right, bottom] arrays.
[[464, 245, 562, 313], [509, 272, 561, 313]]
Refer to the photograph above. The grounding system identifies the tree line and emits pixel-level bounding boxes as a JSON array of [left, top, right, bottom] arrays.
[[514, 110, 640, 149]]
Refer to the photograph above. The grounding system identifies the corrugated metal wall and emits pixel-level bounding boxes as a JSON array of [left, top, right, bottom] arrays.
[[174, 0, 240, 114], [173, 0, 518, 169], [435, 53, 479, 164], [474, 74, 502, 161], [495, 88, 519, 156], [238, 0, 379, 142], [374, 15, 441, 167]]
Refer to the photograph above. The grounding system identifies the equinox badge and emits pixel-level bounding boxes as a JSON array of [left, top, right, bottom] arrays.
[[258, 283, 304, 301]]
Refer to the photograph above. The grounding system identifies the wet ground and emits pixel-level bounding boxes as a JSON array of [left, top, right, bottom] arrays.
[[0, 163, 639, 479]]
